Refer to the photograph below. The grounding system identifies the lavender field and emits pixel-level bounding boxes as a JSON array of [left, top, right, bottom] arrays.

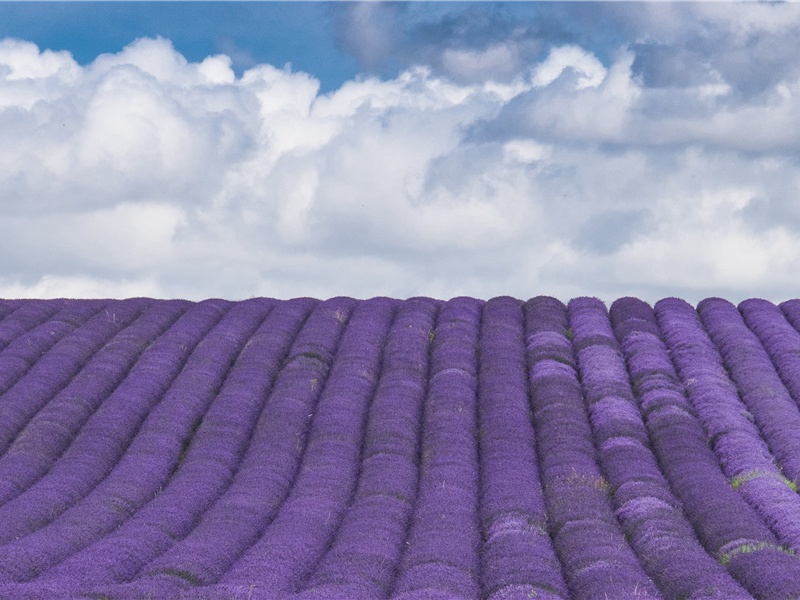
[[1, 296, 800, 600]]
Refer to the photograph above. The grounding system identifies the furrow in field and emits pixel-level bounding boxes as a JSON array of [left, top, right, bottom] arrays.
[[0, 299, 67, 354], [742, 299, 800, 410], [0, 298, 174, 511], [0, 300, 203, 581], [699, 298, 800, 485], [17, 298, 257, 580]]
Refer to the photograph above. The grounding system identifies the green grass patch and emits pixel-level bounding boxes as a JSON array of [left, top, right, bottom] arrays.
[[718, 541, 797, 566], [731, 469, 798, 492]]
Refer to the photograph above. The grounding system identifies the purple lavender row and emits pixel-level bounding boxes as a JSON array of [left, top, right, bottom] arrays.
[[780, 300, 800, 339], [573, 297, 750, 599], [0, 301, 104, 397], [294, 298, 439, 600], [34, 298, 318, 596], [476, 297, 568, 600], [0, 299, 26, 323], [0, 581, 290, 600], [523, 296, 661, 600], [0, 299, 263, 582], [0, 301, 197, 568], [736, 299, 800, 548], [390, 297, 483, 600], [0, 299, 65, 353], [209, 298, 392, 594], [0, 300, 186, 505], [699, 299, 800, 554], [100, 296, 346, 596], [614, 298, 792, 599], [0, 298, 400, 600], [0, 298, 151, 456], [4, 581, 281, 600], [655, 298, 800, 597], [741, 299, 800, 409], [689, 298, 800, 551], [0, 298, 165, 507], [699, 298, 800, 486]]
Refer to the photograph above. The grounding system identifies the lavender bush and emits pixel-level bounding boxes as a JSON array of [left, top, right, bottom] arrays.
[[0, 295, 799, 599]]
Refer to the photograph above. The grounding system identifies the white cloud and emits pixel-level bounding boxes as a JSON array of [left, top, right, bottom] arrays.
[[503, 139, 552, 164], [0, 275, 162, 300], [2, 36, 800, 303], [532, 45, 607, 90], [0, 38, 79, 83]]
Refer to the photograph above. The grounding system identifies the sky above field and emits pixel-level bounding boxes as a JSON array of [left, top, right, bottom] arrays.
[[1, 1, 799, 305]]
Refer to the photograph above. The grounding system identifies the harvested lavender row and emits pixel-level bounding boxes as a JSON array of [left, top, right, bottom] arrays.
[[655, 298, 800, 597], [391, 297, 483, 600], [608, 297, 752, 599], [524, 296, 660, 600], [569, 297, 748, 599], [477, 297, 568, 600], [298, 298, 438, 599], [4, 296, 800, 600], [741, 299, 800, 410]]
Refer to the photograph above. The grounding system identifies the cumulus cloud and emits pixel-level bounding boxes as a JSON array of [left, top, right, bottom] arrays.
[[532, 45, 607, 90], [330, 2, 546, 85], [2, 23, 800, 304]]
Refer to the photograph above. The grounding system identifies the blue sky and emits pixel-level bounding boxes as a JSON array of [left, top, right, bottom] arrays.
[[0, 3, 630, 92], [0, 3, 361, 92], [1, 2, 800, 304]]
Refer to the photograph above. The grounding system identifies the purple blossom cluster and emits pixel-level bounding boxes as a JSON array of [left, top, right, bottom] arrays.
[[3, 296, 800, 599]]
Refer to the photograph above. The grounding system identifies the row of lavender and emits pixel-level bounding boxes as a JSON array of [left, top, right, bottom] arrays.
[[1, 296, 800, 598]]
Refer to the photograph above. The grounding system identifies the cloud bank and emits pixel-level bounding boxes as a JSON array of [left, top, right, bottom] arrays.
[[2, 3, 800, 304]]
